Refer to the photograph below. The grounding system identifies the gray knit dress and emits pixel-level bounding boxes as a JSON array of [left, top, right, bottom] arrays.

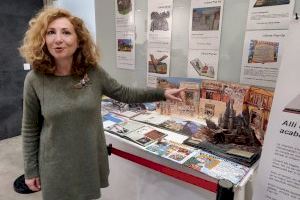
[[22, 66, 165, 200]]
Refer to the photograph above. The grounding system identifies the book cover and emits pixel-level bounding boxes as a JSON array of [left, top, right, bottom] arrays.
[[245, 86, 274, 144], [184, 150, 250, 184], [158, 117, 189, 132], [132, 112, 171, 125], [125, 126, 168, 147], [106, 121, 145, 137], [145, 139, 197, 164], [102, 113, 127, 124], [101, 98, 147, 118]]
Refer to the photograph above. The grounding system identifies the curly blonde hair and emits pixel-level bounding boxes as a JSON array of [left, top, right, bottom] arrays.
[[19, 7, 100, 76]]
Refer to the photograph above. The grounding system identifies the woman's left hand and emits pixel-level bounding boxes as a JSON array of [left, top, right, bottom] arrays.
[[164, 88, 186, 102]]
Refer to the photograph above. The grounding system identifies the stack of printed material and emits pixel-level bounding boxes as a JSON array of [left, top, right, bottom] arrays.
[[101, 98, 156, 118], [103, 113, 168, 147]]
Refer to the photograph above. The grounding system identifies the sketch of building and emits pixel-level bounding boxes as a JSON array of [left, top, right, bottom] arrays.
[[150, 11, 170, 32]]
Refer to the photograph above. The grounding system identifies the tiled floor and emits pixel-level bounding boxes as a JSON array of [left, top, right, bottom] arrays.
[[2, 136, 246, 200], [0, 136, 42, 200], [0, 135, 139, 200], [0, 136, 114, 200]]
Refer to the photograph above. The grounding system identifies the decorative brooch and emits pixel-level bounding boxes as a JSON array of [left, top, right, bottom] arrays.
[[73, 73, 91, 89]]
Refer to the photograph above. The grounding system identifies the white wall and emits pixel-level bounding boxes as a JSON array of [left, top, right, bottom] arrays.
[[51, 0, 300, 88], [95, 0, 300, 88], [53, 0, 96, 41]]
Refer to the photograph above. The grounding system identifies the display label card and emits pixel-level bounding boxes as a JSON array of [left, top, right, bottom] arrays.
[[146, 0, 173, 87], [240, 30, 287, 88], [246, 0, 295, 30], [188, 0, 224, 50]]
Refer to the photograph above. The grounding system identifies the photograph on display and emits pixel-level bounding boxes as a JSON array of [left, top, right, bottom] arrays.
[[253, 0, 290, 7], [156, 77, 201, 118], [118, 39, 133, 52], [148, 54, 168, 74], [248, 40, 279, 64], [190, 58, 215, 78], [283, 93, 300, 114], [184, 150, 250, 184], [187, 50, 219, 80], [150, 11, 170, 32], [117, 0, 132, 15], [192, 7, 221, 31], [116, 32, 135, 70]]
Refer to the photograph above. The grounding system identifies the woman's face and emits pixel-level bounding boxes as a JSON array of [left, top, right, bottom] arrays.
[[45, 17, 79, 63]]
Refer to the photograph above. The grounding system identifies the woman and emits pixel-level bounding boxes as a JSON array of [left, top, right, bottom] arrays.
[[19, 7, 184, 200]]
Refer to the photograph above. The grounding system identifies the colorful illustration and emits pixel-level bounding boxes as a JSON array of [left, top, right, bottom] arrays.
[[248, 40, 279, 64], [118, 39, 133, 52], [148, 54, 168, 74]]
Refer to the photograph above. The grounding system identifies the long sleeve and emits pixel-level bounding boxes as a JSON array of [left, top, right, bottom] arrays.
[[22, 73, 42, 179], [98, 67, 166, 103]]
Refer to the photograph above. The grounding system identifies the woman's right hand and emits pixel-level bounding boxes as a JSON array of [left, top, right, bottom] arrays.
[[25, 177, 41, 191]]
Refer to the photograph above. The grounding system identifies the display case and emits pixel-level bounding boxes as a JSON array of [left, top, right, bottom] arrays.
[[102, 131, 257, 200]]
